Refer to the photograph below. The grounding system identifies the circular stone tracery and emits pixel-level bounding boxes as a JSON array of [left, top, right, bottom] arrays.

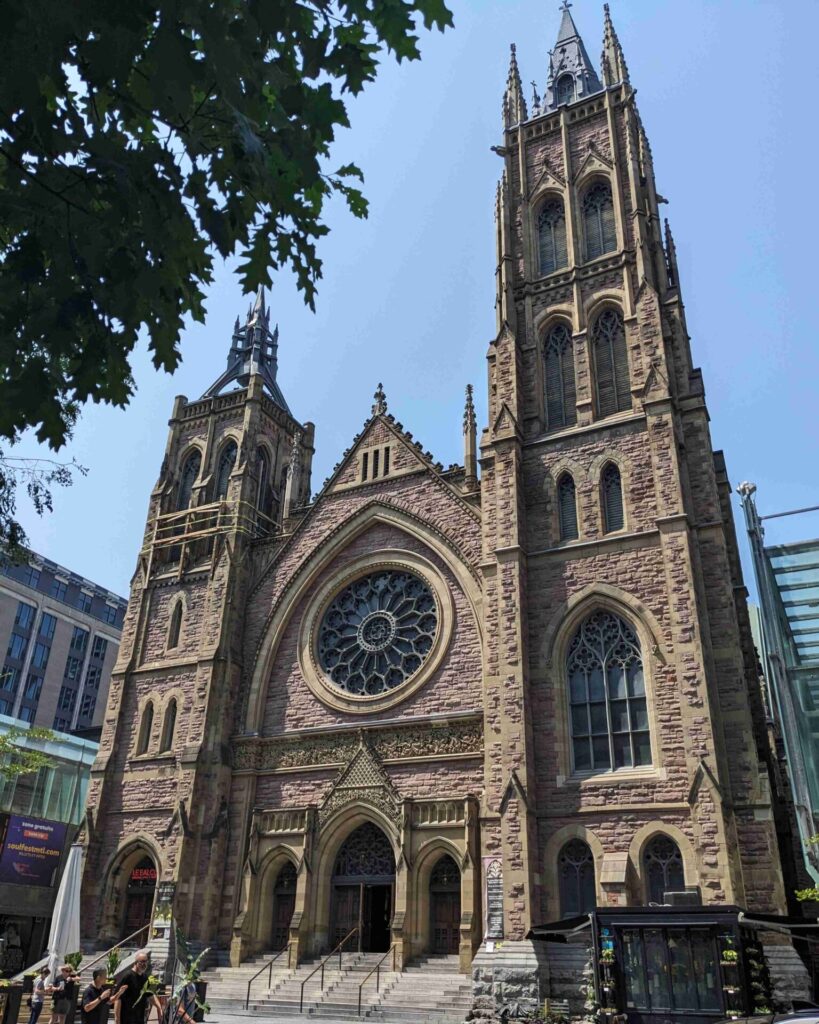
[[318, 570, 438, 696]]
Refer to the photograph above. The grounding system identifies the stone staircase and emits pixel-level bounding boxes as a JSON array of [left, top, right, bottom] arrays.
[[200, 950, 471, 1022]]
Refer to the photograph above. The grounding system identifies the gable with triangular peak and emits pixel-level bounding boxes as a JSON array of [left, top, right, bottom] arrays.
[[326, 416, 431, 494], [529, 157, 566, 200], [318, 735, 402, 829], [572, 142, 614, 185]]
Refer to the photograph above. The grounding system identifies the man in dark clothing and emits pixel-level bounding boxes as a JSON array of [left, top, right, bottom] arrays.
[[112, 952, 160, 1024], [81, 969, 111, 1024]]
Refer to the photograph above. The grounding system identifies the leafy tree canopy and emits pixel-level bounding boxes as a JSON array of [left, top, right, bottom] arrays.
[[0, 0, 453, 452]]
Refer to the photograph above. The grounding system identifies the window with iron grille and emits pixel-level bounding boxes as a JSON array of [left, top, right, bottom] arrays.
[[582, 181, 617, 260], [558, 839, 595, 916], [592, 309, 631, 417], [601, 463, 624, 533], [558, 474, 579, 541], [538, 200, 568, 276], [567, 610, 650, 773], [543, 324, 577, 430]]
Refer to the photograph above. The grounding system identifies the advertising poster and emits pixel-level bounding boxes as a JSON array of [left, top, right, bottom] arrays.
[[0, 816, 67, 887]]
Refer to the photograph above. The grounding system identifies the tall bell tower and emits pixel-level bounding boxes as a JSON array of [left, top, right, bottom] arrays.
[[482, 0, 788, 944]]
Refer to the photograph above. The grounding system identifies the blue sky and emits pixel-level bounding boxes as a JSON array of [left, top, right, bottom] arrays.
[[14, 0, 819, 597]]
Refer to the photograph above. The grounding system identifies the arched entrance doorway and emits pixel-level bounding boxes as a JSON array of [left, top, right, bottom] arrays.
[[330, 823, 394, 952], [429, 855, 460, 954], [271, 862, 297, 950], [122, 855, 157, 939]]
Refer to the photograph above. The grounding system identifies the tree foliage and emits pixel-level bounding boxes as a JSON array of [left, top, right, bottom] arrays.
[[0, 450, 86, 562], [0, 726, 54, 780], [0, 0, 453, 451]]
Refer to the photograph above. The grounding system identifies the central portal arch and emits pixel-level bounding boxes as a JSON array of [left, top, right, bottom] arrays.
[[330, 822, 395, 952]]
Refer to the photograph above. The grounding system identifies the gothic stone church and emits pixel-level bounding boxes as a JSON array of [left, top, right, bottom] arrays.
[[81, 2, 799, 1004]]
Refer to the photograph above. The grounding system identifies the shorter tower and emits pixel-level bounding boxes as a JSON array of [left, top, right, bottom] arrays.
[[80, 290, 313, 947]]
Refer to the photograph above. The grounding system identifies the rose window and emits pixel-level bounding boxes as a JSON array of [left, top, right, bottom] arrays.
[[318, 570, 438, 696]]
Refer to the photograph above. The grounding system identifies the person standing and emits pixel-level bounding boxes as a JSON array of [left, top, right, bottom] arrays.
[[49, 965, 77, 1024], [27, 966, 50, 1024], [81, 970, 112, 1024], [112, 952, 161, 1024]]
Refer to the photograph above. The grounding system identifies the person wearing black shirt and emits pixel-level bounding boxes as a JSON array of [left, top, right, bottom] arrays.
[[81, 969, 112, 1024], [49, 965, 79, 1024], [112, 952, 160, 1024]]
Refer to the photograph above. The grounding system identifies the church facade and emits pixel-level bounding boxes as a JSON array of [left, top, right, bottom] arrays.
[[80, 1, 796, 996]]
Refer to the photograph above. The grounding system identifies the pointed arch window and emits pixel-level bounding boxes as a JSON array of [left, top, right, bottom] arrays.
[[177, 451, 201, 511], [136, 701, 154, 755], [214, 440, 238, 501], [544, 323, 576, 430], [583, 182, 617, 260], [567, 610, 650, 772], [556, 74, 576, 106], [601, 463, 624, 533], [558, 474, 579, 541], [256, 447, 272, 518], [643, 835, 685, 904], [160, 699, 177, 753], [538, 200, 568, 276], [558, 839, 595, 917], [592, 309, 631, 417], [168, 602, 183, 650]]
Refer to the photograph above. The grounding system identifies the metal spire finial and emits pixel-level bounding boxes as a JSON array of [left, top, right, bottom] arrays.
[[560, 0, 572, 10], [372, 383, 388, 416]]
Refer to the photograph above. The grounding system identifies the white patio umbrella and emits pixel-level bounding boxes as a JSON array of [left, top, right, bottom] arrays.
[[46, 844, 85, 981]]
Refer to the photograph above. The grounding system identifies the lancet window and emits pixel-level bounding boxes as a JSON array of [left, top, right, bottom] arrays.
[[544, 324, 576, 430], [583, 181, 617, 260], [567, 611, 650, 772], [538, 200, 568, 276]]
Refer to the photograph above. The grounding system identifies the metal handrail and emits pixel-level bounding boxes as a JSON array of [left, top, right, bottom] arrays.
[[299, 928, 359, 1013], [82, 924, 152, 975], [244, 943, 293, 1009], [357, 944, 398, 1016]]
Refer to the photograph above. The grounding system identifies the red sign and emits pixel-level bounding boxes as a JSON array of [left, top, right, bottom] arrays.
[[130, 866, 157, 884]]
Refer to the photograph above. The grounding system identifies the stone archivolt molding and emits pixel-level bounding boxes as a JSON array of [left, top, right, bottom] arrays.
[[232, 716, 483, 774], [298, 550, 455, 715]]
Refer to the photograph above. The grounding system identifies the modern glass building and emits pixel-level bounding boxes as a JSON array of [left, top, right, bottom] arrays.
[[0, 717, 98, 974], [738, 484, 819, 884]]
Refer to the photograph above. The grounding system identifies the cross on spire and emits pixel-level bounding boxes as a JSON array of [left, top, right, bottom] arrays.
[[560, 0, 572, 11]]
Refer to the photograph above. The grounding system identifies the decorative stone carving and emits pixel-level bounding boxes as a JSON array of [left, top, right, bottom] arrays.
[[317, 734, 401, 829], [232, 717, 483, 773]]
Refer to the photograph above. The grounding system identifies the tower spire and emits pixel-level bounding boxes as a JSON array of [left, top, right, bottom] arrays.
[[602, 3, 630, 87], [463, 385, 477, 489], [542, 1, 603, 113], [503, 43, 528, 128], [202, 286, 291, 414]]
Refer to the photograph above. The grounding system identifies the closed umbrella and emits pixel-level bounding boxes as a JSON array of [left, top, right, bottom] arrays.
[[46, 844, 85, 981]]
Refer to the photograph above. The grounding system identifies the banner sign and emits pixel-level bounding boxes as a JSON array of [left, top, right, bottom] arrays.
[[0, 816, 68, 887]]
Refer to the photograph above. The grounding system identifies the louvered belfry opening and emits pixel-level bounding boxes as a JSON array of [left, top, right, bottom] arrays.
[[544, 323, 577, 430], [538, 199, 568, 276], [602, 463, 624, 533], [582, 181, 617, 260], [558, 474, 579, 540], [592, 309, 631, 418]]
